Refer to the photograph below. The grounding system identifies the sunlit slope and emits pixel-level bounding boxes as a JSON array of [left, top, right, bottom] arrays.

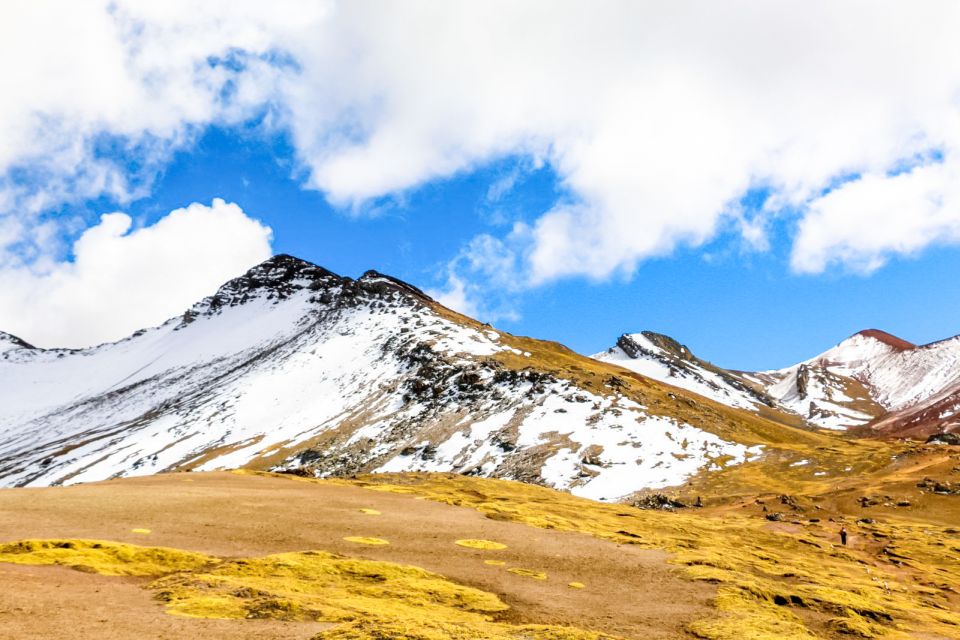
[[331, 461, 960, 640], [1, 457, 958, 639], [0, 470, 713, 639]]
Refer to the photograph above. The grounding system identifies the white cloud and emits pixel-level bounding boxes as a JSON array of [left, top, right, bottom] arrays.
[[426, 233, 523, 322], [426, 274, 477, 320], [0, 199, 272, 348], [4, 1, 960, 330], [791, 158, 960, 273]]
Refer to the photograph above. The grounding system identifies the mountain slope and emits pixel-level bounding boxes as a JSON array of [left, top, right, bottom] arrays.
[[593, 332, 778, 412], [1, 255, 803, 500], [595, 327, 960, 436], [0, 331, 33, 353], [763, 329, 960, 433]]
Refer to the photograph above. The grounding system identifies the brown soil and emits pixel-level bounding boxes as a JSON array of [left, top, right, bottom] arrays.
[[0, 471, 714, 639], [855, 329, 917, 352], [0, 563, 332, 640]]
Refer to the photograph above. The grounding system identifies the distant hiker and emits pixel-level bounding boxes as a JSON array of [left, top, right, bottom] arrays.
[[840, 526, 848, 546], [695, 496, 703, 508]]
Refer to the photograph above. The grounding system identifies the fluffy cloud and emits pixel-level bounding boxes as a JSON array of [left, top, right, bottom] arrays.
[[4, 1, 960, 325], [791, 157, 960, 273], [0, 199, 272, 347]]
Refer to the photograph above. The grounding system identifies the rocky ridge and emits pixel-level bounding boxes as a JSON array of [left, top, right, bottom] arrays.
[[595, 327, 960, 437], [0, 255, 761, 500]]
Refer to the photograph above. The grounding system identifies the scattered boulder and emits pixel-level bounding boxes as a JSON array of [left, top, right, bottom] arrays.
[[927, 432, 960, 446], [277, 467, 314, 478], [917, 477, 960, 495], [605, 375, 627, 390], [859, 494, 902, 507], [631, 494, 687, 510], [778, 494, 803, 511]]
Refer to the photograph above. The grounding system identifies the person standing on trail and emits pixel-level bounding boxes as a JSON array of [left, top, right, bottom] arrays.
[[840, 526, 848, 546]]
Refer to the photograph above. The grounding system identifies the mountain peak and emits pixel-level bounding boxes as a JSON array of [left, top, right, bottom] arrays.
[[359, 270, 433, 302], [192, 254, 345, 313], [637, 331, 694, 359], [243, 254, 340, 284], [0, 331, 34, 353], [852, 329, 916, 351], [187, 254, 437, 320]]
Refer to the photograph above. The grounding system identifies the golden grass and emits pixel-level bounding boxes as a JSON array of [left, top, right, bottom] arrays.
[[0, 539, 621, 640], [131, 528, 152, 534], [0, 539, 214, 576], [342, 536, 389, 545], [508, 568, 547, 580], [152, 550, 510, 623], [568, 582, 585, 589], [359, 508, 381, 515], [455, 539, 507, 550], [322, 471, 960, 639]]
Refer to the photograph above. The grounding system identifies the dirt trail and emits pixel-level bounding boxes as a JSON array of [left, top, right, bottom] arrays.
[[0, 471, 713, 639]]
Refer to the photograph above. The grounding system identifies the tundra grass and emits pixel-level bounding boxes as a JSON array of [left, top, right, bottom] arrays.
[[0, 539, 620, 640], [0, 539, 214, 576], [322, 471, 960, 639], [455, 539, 507, 550]]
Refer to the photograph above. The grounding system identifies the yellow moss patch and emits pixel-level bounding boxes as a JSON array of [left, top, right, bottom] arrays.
[[0, 539, 214, 576], [508, 567, 547, 580], [152, 550, 617, 639], [131, 528, 151, 534], [329, 472, 960, 640], [359, 508, 381, 515], [0, 538, 616, 639], [320, 618, 620, 639], [153, 550, 507, 621], [455, 539, 507, 550], [342, 536, 389, 546], [484, 560, 507, 566], [568, 582, 585, 589]]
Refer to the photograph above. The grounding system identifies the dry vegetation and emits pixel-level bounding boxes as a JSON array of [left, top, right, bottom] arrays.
[[322, 463, 960, 640], [1, 451, 957, 639], [2, 307, 959, 638], [0, 538, 620, 640]]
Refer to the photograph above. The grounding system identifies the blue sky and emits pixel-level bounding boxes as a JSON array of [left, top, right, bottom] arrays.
[[3, 3, 960, 367], [80, 126, 957, 372]]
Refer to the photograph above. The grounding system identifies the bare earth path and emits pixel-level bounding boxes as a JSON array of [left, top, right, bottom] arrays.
[[0, 471, 713, 639]]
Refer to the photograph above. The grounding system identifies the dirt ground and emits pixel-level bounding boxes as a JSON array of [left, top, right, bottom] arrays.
[[0, 471, 714, 639]]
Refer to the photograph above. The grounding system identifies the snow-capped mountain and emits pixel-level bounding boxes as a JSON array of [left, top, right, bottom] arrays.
[[593, 332, 776, 412], [0, 332, 33, 353], [595, 328, 960, 436], [765, 329, 960, 435], [0, 255, 763, 500]]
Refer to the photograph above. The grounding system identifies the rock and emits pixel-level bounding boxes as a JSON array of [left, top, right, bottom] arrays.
[[927, 432, 960, 446], [917, 477, 960, 494], [631, 494, 688, 510], [278, 467, 314, 478], [765, 512, 784, 522], [605, 375, 627, 390], [779, 494, 803, 511]]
